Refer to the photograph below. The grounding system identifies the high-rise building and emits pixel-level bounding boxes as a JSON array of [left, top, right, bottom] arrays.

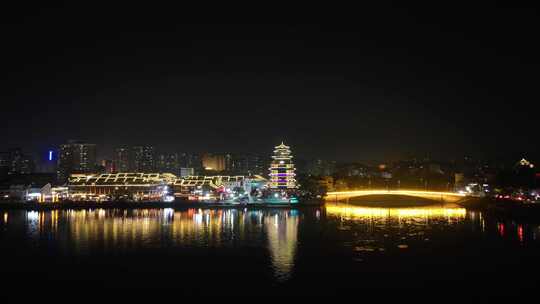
[[129, 146, 143, 172], [269, 142, 297, 189], [180, 153, 203, 174], [224, 153, 233, 172], [248, 154, 265, 176], [200, 153, 264, 174], [0, 151, 9, 178], [307, 159, 336, 176], [9, 149, 35, 175], [0, 149, 35, 177], [57, 141, 97, 182], [129, 146, 155, 173], [114, 147, 130, 173], [202, 153, 226, 171], [36, 149, 57, 174], [141, 146, 155, 172], [230, 154, 265, 176], [157, 153, 180, 175], [101, 159, 116, 174]]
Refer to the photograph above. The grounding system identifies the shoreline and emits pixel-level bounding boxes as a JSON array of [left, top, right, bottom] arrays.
[[0, 199, 324, 211], [2, 198, 540, 222], [458, 197, 540, 222]]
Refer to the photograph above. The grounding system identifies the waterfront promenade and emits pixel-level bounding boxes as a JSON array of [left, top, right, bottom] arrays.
[[0, 199, 324, 211]]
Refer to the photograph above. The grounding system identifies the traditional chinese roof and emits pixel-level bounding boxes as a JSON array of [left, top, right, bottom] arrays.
[[68, 173, 173, 186], [275, 142, 290, 149]]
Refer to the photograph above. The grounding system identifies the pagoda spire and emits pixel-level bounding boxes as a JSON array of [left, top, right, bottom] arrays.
[[269, 142, 297, 189]]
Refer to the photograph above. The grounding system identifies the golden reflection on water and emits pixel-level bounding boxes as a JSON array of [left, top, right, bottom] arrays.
[[264, 212, 298, 281], [4, 205, 540, 282], [324, 203, 469, 254], [23, 208, 300, 280], [325, 204, 466, 221]]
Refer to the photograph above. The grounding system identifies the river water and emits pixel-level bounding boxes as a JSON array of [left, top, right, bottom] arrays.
[[1, 203, 540, 294]]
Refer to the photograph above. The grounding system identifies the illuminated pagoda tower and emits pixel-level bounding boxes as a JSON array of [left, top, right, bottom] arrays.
[[269, 142, 297, 190]]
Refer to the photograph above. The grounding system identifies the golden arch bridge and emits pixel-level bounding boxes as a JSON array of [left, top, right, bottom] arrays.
[[325, 190, 468, 204]]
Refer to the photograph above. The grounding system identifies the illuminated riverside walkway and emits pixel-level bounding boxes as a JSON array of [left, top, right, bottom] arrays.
[[325, 189, 467, 203]]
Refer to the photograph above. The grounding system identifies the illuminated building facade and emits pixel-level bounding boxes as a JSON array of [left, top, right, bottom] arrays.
[[57, 141, 96, 182], [62, 172, 268, 202], [67, 173, 253, 202], [172, 175, 245, 197], [269, 142, 297, 189], [199, 153, 266, 175], [173, 176, 221, 199], [202, 153, 226, 171], [68, 173, 175, 201]]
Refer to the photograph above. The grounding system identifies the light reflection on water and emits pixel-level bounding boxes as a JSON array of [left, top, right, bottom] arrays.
[[325, 203, 470, 254], [325, 203, 540, 256], [264, 211, 298, 281], [325, 204, 467, 220], [13, 208, 301, 280], [1, 204, 540, 283]]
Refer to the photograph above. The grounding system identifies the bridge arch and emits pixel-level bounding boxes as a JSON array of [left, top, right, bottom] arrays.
[[325, 190, 467, 204]]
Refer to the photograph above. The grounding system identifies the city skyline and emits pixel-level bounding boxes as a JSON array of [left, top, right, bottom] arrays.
[[3, 141, 537, 171], [2, 4, 540, 163], [2, 3, 540, 295]]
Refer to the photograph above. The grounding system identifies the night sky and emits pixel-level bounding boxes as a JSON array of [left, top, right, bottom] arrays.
[[2, 3, 539, 162]]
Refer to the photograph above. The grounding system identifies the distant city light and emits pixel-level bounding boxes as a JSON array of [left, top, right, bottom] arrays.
[[519, 158, 534, 168]]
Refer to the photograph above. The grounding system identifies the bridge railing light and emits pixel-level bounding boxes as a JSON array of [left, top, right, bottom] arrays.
[[325, 189, 467, 202]]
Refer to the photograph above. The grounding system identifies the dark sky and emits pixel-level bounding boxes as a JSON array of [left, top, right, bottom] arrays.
[[2, 3, 539, 163]]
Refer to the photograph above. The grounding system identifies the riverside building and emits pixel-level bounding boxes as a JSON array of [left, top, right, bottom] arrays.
[[67, 173, 175, 201]]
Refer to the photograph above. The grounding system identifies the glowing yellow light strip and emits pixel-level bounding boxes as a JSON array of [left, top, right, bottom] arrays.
[[325, 205, 466, 218], [326, 189, 466, 198]]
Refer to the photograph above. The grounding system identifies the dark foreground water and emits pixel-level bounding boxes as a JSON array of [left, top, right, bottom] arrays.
[[1, 203, 540, 295]]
